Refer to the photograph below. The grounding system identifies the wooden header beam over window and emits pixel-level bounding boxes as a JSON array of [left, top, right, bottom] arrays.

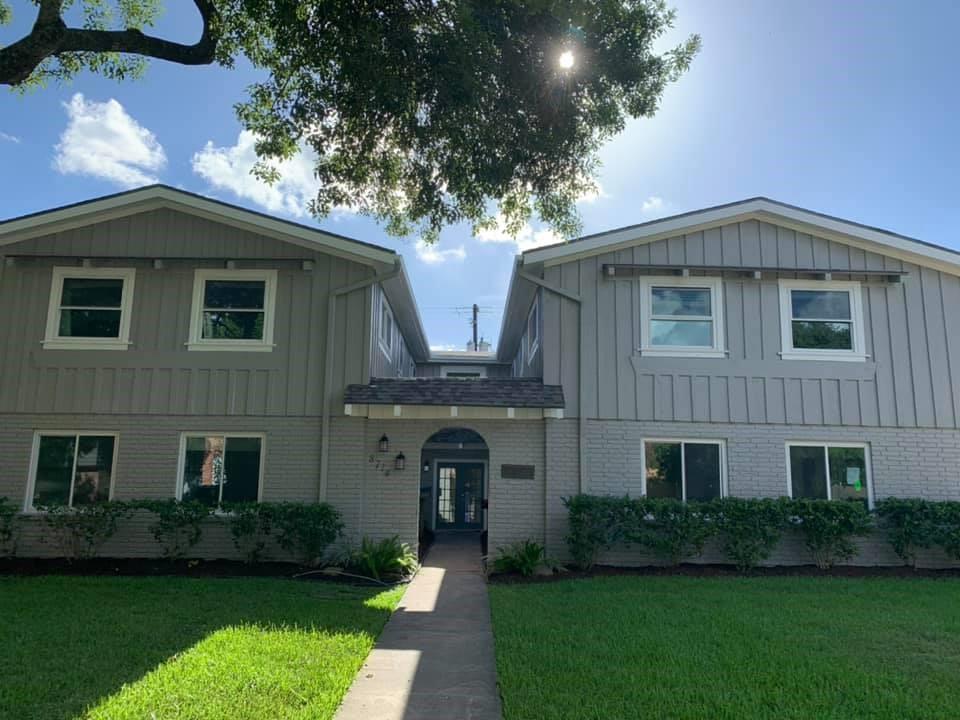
[[601, 264, 907, 283]]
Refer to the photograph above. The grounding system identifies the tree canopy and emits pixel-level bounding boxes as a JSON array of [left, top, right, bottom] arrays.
[[1, 1, 700, 241]]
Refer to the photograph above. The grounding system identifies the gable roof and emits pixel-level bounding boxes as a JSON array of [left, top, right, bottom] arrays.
[[522, 197, 960, 275], [345, 377, 564, 408]]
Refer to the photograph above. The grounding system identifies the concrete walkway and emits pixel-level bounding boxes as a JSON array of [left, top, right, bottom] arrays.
[[334, 533, 503, 720]]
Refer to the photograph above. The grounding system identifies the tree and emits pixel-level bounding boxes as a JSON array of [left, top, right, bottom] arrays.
[[1, 1, 700, 241]]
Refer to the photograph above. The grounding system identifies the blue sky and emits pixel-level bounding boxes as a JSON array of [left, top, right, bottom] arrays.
[[2, 0, 958, 350]]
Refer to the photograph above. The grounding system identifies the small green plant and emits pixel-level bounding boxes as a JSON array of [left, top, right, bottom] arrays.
[[224, 502, 275, 563], [38, 501, 132, 560], [711, 497, 789, 572], [0, 497, 19, 558], [937, 502, 960, 561], [352, 536, 418, 581], [272, 502, 344, 566], [492, 540, 546, 577], [876, 498, 941, 566], [137, 499, 212, 560], [564, 494, 634, 569], [629, 498, 716, 566], [787, 499, 873, 569]]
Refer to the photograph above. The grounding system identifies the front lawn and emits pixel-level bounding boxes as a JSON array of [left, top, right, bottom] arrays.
[[0, 576, 402, 719], [489, 576, 960, 720]]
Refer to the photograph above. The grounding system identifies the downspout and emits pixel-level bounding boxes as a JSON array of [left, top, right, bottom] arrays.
[[517, 268, 587, 493], [318, 262, 402, 502]]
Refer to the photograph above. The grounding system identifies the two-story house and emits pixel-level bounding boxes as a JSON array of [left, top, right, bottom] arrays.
[[2, 188, 959, 565]]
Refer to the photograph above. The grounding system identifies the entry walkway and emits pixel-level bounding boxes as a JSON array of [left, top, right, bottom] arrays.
[[334, 532, 503, 720]]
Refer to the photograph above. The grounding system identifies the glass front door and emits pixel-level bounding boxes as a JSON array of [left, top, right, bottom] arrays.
[[436, 462, 484, 529]]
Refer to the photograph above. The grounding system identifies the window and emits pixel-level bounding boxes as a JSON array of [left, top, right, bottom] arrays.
[[527, 294, 540, 360], [642, 439, 725, 501], [441, 366, 487, 379], [177, 434, 264, 506], [379, 296, 394, 355], [188, 269, 277, 351], [787, 442, 872, 508], [26, 433, 117, 510], [43, 267, 135, 350], [778, 280, 866, 361], [638, 277, 725, 358]]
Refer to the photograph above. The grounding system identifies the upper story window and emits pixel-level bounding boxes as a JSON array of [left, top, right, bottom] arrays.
[[379, 296, 394, 356], [188, 269, 277, 352], [526, 294, 540, 361], [778, 280, 866, 361], [26, 432, 117, 511], [787, 442, 872, 509], [43, 267, 136, 351], [638, 276, 725, 358], [177, 433, 264, 506], [643, 439, 726, 501]]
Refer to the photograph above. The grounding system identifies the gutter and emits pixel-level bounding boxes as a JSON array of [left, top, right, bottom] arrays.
[[319, 262, 402, 501]]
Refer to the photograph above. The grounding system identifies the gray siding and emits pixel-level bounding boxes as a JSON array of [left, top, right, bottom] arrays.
[[540, 219, 960, 427], [511, 289, 542, 377], [0, 208, 375, 415], [370, 283, 415, 378]]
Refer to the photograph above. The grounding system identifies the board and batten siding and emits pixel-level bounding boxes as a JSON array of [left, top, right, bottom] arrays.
[[370, 283, 415, 377], [0, 208, 376, 416], [540, 218, 960, 428]]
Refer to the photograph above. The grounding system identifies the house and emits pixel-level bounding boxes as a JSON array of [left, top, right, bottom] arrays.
[[2, 187, 959, 566]]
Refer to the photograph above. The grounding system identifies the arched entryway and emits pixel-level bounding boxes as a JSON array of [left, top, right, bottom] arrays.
[[420, 428, 489, 535]]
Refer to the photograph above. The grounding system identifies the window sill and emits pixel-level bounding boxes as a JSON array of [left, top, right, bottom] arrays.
[[779, 351, 868, 363], [637, 347, 726, 359], [186, 342, 275, 352], [41, 339, 131, 351]]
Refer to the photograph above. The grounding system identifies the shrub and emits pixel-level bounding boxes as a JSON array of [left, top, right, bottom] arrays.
[[272, 502, 343, 566], [38, 501, 132, 560], [564, 494, 635, 569], [224, 502, 275, 563], [876, 498, 941, 565], [492, 540, 546, 577], [787, 499, 873, 569], [937, 502, 960, 561], [137, 499, 212, 560], [711, 497, 789, 572], [628, 498, 716, 566], [0, 497, 19, 558], [352, 536, 418, 581]]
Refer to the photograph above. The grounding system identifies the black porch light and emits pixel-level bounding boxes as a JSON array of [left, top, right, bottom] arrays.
[[379, 434, 389, 452], [394, 452, 406, 471]]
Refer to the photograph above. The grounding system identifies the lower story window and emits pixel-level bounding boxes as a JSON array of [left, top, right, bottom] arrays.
[[643, 439, 725, 501], [787, 443, 871, 508], [178, 434, 263, 506], [29, 433, 117, 509]]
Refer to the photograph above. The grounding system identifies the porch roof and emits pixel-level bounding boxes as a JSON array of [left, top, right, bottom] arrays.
[[344, 377, 565, 409]]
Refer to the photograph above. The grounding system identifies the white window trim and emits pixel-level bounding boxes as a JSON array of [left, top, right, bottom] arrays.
[[43, 267, 136, 351], [175, 432, 266, 505], [640, 438, 728, 501], [379, 296, 394, 358], [526, 294, 540, 363], [638, 276, 726, 359], [784, 441, 874, 509], [778, 279, 867, 362], [187, 269, 277, 352], [24, 431, 120, 512]]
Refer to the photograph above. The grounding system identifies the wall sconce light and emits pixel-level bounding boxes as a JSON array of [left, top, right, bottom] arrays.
[[379, 434, 389, 453], [394, 452, 406, 471], [422, 460, 431, 473]]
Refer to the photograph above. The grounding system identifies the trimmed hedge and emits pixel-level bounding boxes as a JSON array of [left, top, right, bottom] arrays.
[[565, 495, 959, 571]]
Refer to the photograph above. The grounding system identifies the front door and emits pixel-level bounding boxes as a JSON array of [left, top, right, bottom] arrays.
[[436, 462, 484, 529]]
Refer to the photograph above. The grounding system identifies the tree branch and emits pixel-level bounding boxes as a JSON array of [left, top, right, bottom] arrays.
[[0, 0, 219, 86]]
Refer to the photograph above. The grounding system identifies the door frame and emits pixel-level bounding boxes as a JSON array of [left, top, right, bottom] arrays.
[[432, 458, 487, 531]]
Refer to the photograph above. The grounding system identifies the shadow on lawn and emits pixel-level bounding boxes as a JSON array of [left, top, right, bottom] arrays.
[[0, 576, 394, 720]]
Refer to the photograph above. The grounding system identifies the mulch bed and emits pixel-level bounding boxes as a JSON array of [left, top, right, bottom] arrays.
[[488, 563, 960, 584]]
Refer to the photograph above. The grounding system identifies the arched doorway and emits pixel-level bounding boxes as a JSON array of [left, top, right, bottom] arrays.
[[420, 428, 489, 534]]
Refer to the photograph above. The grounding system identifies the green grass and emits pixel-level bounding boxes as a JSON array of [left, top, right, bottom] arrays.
[[0, 576, 403, 719], [489, 576, 960, 720]]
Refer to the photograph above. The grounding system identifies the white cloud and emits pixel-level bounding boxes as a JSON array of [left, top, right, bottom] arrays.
[[54, 94, 166, 187], [415, 240, 466, 265], [576, 180, 607, 204], [476, 213, 563, 252], [0, 131, 20, 144], [192, 130, 324, 217], [641, 195, 665, 214], [429, 343, 462, 352]]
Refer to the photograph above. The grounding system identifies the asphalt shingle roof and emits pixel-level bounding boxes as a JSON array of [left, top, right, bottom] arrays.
[[345, 377, 565, 409]]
